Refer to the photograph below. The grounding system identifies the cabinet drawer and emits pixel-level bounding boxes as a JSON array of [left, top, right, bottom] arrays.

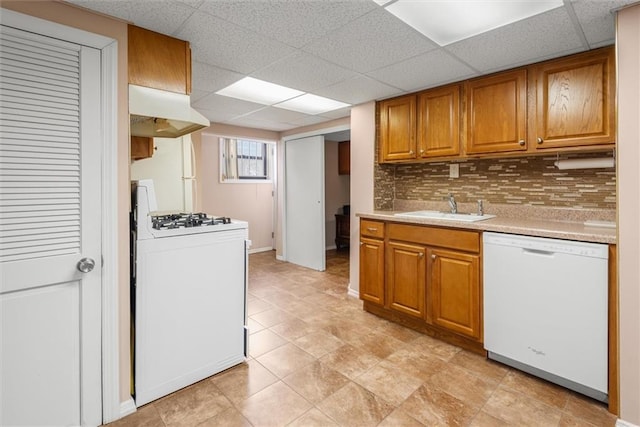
[[360, 220, 385, 239], [387, 223, 479, 253]]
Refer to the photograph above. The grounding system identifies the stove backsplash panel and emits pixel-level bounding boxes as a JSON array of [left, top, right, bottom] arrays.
[[374, 154, 616, 211]]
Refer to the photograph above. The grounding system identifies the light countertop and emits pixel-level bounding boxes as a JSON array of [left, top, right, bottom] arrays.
[[357, 207, 616, 245]]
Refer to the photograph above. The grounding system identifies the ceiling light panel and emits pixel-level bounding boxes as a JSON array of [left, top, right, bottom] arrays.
[[385, 0, 564, 46], [275, 94, 351, 115], [216, 77, 304, 105]]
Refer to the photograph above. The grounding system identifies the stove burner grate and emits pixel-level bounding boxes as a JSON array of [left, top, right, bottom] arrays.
[[151, 213, 231, 230]]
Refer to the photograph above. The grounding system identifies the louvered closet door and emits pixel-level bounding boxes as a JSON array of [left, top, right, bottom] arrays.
[[0, 26, 102, 426]]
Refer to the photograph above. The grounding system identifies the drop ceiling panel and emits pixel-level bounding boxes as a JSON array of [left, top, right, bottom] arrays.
[[65, 0, 629, 132], [242, 106, 315, 123], [227, 116, 293, 132], [572, 0, 635, 47], [193, 94, 265, 118], [251, 52, 357, 93], [67, 1, 132, 22], [318, 107, 353, 121], [446, 7, 585, 73], [176, 12, 297, 74], [70, 1, 197, 35], [303, 8, 439, 73], [313, 75, 402, 105], [189, 88, 210, 103], [177, 0, 204, 7], [191, 62, 244, 93], [197, 0, 376, 48], [286, 114, 345, 128], [368, 49, 478, 92]]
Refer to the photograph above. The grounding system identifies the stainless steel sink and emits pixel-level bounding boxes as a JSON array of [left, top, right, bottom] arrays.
[[394, 210, 496, 222]]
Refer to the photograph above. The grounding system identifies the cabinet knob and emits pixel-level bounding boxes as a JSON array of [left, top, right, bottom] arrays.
[[518, 139, 525, 146], [431, 254, 437, 260], [409, 150, 414, 155], [419, 252, 424, 258], [360, 241, 364, 246], [537, 137, 544, 145], [420, 149, 425, 154]]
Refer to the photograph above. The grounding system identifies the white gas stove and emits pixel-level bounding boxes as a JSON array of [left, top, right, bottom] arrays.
[[133, 179, 247, 239], [131, 179, 249, 406]]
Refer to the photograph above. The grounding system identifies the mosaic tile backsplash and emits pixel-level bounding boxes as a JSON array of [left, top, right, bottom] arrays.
[[374, 154, 616, 211]]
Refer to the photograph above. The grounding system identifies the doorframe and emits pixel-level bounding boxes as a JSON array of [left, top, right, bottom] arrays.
[[280, 124, 350, 264], [0, 9, 121, 424]]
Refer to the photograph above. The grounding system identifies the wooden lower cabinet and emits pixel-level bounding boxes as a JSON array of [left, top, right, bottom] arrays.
[[360, 220, 483, 353], [386, 241, 426, 318], [359, 237, 385, 305], [429, 248, 481, 340]]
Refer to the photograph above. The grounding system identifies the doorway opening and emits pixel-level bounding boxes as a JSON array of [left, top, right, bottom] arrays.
[[282, 126, 350, 273]]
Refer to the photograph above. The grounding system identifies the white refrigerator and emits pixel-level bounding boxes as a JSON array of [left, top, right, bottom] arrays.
[[130, 135, 196, 212]]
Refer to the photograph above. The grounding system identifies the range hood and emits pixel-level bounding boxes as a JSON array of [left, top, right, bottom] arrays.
[[129, 84, 210, 138]]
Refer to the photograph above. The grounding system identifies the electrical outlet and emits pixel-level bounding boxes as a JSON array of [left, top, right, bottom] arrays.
[[449, 163, 459, 178]]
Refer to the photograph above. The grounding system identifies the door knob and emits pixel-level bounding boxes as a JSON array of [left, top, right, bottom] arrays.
[[77, 257, 96, 273]]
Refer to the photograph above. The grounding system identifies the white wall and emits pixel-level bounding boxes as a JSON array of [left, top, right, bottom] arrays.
[[199, 131, 276, 252], [348, 102, 376, 296], [616, 5, 640, 424], [325, 140, 350, 249]]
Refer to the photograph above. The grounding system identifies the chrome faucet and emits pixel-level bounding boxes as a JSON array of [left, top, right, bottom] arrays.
[[446, 193, 457, 214]]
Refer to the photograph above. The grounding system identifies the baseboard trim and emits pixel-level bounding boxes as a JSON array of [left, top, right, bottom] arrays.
[[119, 397, 136, 419], [248, 246, 273, 254], [617, 419, 640, 427], [276, 254, 285, 261], [347, 286, 359, 299]]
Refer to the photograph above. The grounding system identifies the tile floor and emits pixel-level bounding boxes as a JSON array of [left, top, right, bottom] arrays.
[[110, 250, 616, 427]]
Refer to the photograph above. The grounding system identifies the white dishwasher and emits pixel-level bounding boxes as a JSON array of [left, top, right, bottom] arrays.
[[483, 232, 609, 402]]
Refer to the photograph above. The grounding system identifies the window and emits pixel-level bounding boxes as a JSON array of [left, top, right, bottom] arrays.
[[220, 137, 274, 183]]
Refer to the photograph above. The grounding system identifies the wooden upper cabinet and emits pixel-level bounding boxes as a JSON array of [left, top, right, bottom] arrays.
[[465, 69, 528, 155], [379, 95, 417, 162], [128, 25, 192, 94], [531, 47, 615, 150], [131, 136, 154, 161], [338, 140, 350, 175], [376, 47, 616, 162], [418, 84, 461, 158]]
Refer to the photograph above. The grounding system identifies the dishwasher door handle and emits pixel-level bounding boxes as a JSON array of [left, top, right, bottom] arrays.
[[521, 248, 556, 257], [522, 248, 556, 257]]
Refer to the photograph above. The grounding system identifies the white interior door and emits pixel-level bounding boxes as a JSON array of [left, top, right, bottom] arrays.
[[0, 26, 102, 426], [285, 135, 325, 271]]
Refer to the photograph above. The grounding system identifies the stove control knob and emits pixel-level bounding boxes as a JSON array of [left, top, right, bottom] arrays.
[[77, 257, 96, 273]]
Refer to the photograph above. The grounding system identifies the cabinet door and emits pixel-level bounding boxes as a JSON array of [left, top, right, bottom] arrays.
[[532, 47, 615, 150], [429, 248, 481, 340], [338, 141, 350, 175], [128, 25, 190, 94], [379, 95, 417, 162], [131, 136, 154, 161], [359, 237, 385, 305], [465, 69, 527, 154], [386, 241, 425, 318], [418, 84, 461, 158]]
